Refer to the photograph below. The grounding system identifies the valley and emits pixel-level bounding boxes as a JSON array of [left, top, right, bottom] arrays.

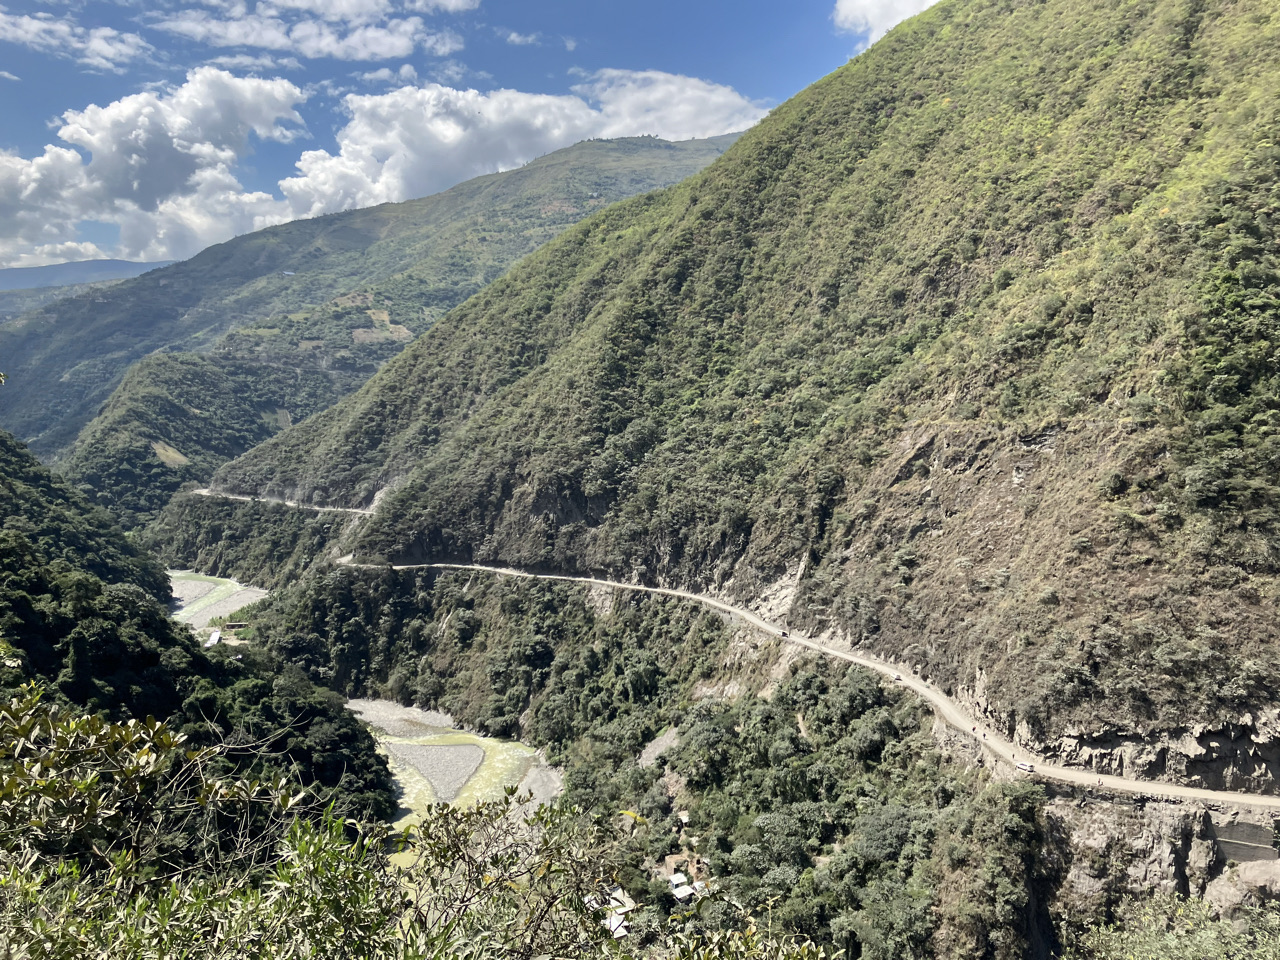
[[7, 0, 1280, 953]]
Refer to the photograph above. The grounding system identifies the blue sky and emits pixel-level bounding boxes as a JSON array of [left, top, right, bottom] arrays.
[[0, 0, 936, 266]]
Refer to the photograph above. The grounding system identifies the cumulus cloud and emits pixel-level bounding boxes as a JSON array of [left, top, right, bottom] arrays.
[[574, 70, 766, 141], [0, 69, 18, 81], [0, 8, 151, 71], [832, 0, 941, 44], [0, 68, 304, 266], [280, 69, 766, 218], [1, 64, 765, 266], [502, 29, 539, 45]]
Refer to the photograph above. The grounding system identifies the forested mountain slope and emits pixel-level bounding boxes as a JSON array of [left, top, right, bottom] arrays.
[[0, 428, 394, 816], [0, 135, 737, 460], [205, 0, 1280, 777]]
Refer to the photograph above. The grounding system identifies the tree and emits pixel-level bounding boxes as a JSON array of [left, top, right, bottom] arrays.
[[0, 685, 838, 960]]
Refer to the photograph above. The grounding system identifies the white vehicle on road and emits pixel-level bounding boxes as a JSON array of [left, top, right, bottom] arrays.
[[1015, 761, 1035, 773]]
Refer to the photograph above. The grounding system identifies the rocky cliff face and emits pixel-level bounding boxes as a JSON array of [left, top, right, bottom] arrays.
[[1048, 711, 1280, 794], [947, 658, 1280, 793], [1047, 796, 1218, 910]]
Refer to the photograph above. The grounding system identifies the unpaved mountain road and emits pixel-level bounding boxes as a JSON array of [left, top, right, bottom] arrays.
[[191, 488, 374, 516], [184, 484, 1280, 811], [389, 562, 1280, 812]]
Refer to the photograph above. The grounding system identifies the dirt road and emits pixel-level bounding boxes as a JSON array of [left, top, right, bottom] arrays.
[[191, 488, 373, 516], [395, 562, 1280, 813], [183, 485, 1280, 811]]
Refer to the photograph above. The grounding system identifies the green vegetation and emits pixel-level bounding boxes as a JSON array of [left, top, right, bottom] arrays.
[[239, 566, 1055, 956], [146, 494, 358, 589], [0, 279, 123, 323], [1067, 895, 1280, 959], [0, 428, 394, 819], [0, 686, 834, 959], [200, 0, 1280, 746], [0, 135, 735, 469], [57, 136, 736, 526]]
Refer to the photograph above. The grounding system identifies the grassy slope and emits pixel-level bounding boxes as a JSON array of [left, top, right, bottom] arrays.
[[1, 136, 736, 461], [205, 0, 1280, 749]]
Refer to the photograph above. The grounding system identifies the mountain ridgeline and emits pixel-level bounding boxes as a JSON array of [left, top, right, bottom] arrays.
[[194, 0, 1280, 772], [50, 136, 737, 528], [0, 135, 737, 471]]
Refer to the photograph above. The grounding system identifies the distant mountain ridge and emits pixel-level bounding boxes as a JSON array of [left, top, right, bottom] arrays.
[[193, 0, 1280, 782], [0, 259, 173, 291], [0, 134, 737, 464]]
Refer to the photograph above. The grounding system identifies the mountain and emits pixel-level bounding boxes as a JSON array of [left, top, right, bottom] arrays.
[[0, 135, 738, 461], [197, 0, 1280, 780], [0, 259, 173, 292]]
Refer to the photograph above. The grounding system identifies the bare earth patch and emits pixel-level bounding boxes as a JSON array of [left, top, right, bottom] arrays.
[[384, 743, 484, 802], [168, 570, 267, 629], [639, 727, 681, 769], [347, 698, 455, 736]]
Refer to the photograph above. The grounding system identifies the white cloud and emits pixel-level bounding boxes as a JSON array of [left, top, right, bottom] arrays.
[[573, 69, 766, 141], [0, 8, 151, 71], [562, 36, 576, 52], [0, 63, 765, 267], [0, 69, 18, 81], [279, 69, 766, 218], [157, 9, 461, 60], [360, 63, 417, 83], [0, 68, 305, 267], [429, 58, 469, 84], [502, 29, 538, 45], [832, 0, 941, 44]]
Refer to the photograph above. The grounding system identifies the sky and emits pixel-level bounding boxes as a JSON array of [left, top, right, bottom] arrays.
[[0, 0, 938, 267]]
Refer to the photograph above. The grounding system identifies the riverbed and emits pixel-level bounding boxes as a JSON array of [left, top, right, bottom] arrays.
[[169, 569, 266, 628], [347, 698, 562, 824], [165, 572, 559, 820]]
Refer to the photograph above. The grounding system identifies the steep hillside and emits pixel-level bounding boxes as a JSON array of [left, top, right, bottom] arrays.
[[204, 0, 1280, 779], [0, 135, 737, 459], [0, 427, 393, 816]]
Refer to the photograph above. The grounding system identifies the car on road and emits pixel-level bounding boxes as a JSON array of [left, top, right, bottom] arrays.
[[1015, 761, 1035, 773], [892, 674, 902, 682]]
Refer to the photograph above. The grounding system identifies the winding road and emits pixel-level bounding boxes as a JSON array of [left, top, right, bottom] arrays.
[[181, 487, 1280, 811], [191, 488, 374, 516], [386, 562, 1280, 812]]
